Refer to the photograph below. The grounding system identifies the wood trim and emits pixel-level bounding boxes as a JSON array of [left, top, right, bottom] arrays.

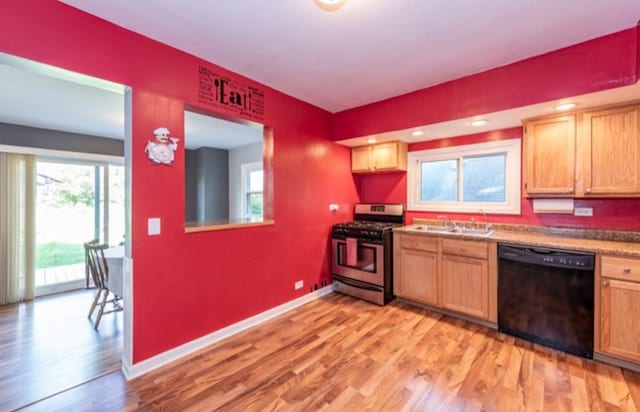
[[185, 219, 275, 233]]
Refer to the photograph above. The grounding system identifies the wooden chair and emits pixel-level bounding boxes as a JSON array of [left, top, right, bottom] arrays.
[[85, 242, 123, 329], [84, 238, 99, 288]]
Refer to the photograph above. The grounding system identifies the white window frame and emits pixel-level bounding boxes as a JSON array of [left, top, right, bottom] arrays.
[[240, 161, 263, 218], [407, 138, 521, 215]]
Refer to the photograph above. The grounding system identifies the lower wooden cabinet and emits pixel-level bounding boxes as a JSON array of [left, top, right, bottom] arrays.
[[393, 233, 497, 323], [597, 255, 640, 362], [441, 253, 489, 320], [394, 235, 438, 306]]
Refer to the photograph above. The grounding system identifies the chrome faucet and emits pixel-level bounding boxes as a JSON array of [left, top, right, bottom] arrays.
[[437, 215, 451, 229], [478, 209, 491, 230]]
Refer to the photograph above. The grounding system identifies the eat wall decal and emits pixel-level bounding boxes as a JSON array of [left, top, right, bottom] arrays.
[[198, 65, 265, 120]]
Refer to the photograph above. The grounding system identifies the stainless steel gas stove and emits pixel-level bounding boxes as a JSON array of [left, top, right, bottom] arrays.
[[331, 203, 405, 305]]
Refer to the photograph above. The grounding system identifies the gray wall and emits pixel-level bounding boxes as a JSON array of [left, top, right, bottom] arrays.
[[185, 147, 229, 222], [0, 122, 124, 156]]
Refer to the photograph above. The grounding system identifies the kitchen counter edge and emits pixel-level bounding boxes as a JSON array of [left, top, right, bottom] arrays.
[[393, 225, 640, 258]]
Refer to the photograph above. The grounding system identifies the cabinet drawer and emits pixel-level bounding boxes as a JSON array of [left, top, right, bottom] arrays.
[[601, 256, 640, 282], [400, 235, 438, 252], [442, 238, 488, 259]]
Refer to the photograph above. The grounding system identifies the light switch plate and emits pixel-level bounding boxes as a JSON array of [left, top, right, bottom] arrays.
[[148, 217, 161, 235], [574, 207, 593, 217]]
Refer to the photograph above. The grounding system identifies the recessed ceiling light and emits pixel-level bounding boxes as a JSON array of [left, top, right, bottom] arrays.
[[367, 137, 377, 144], [470, 119, 488, 127], [314, 0, 347, 11], [554, 102, 577, 111], [411, 130, 424, 137]]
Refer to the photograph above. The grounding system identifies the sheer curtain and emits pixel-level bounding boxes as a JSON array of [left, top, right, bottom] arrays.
[[0, 152, 36, 305]]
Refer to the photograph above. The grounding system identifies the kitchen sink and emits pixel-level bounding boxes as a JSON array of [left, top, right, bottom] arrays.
[[456, 228, 494, 237], [406, 225, 494, 237], [407, 225, 456, 233]]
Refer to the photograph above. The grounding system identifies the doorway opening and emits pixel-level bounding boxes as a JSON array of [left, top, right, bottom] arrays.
[[0, 51, 132, 410], [35, 160, 125, 296]]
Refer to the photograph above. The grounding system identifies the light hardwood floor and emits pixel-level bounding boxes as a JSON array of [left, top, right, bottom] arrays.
[[18, 293, 640, 411], [0, 289, 122, 411]]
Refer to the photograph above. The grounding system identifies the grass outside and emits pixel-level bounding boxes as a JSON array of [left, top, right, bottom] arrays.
[[36, 242, 84, 269]]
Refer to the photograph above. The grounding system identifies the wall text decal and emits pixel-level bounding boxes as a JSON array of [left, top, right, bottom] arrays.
[[198, 66, 265, 120]]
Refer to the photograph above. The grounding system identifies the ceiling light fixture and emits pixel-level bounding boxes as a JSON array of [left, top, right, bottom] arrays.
[[314, 0, 347, 11], [554, 102, 577, 111], [470, 119, 488, 127], [411, 130, 424, 137], [367, 137, 377, 144]]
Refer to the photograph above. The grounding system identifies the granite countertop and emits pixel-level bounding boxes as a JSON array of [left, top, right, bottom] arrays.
[[394, 219, 640, 258]]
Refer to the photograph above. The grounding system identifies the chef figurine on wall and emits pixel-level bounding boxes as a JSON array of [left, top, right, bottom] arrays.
[[145, 127, 179, 165]]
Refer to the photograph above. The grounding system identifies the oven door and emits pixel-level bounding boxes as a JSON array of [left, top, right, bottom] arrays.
[[331, 238, 384, 286]]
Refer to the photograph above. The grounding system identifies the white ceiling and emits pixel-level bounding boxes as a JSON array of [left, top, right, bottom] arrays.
[[1, 1, 639, 146], [58, 0, 640, 113], [0, 53, 261, 149], [0, 55, 125, 140]]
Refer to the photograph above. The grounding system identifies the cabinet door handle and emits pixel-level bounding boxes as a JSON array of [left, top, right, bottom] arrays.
[[459, 247, 466, 252], [568, 188, 574, 193], [623, 267, 631, 273], [585, 188, 592, 193], [602, 279, 609, 287]]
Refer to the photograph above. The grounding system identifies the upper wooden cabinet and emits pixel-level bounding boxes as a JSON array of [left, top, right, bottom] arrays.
[[523, 102, 640, 198], [524, 115, 576, 196], [351, 141, 408, 174], [579, 105, 640, 196]]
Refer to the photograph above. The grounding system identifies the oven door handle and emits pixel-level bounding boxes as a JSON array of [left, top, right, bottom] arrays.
[[334, 276, 381, 292], [334, 238, 382, 248]]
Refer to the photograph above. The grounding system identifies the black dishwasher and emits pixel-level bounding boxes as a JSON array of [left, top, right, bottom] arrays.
[[498, 244, 594, 358]]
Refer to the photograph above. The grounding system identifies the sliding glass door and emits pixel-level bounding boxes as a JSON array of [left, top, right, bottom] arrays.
[[35, 160, 124, 296]]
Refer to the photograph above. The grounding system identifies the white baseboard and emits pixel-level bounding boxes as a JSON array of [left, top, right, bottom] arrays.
[[122, 285, 333, 380]]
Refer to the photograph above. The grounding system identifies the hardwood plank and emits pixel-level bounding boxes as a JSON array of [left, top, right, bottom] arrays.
[[17, 293, 640, 411], [0, 289, 121, 411]]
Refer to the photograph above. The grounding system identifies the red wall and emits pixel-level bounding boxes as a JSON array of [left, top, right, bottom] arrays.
[[3, 1, 640, 363], [332, 26, 639, 141], [1, 0, 359, 362], [358, 127, 640, 231], [340, 24, 640, 232]]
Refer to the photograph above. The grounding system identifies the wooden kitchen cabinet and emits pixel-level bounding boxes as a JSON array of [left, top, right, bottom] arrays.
[[523, 102, 640, 198], [597, 255, 640, 363], [440, 239, 496, 322], [351, 141, 407, 173], [394, 234, 438, 306], [579, 104, 640, 196], [523, 114, 576, 196], [394, 233, 497, 323]]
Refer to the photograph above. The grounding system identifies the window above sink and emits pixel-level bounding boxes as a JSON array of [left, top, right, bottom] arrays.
[[407, 138, 521, 215]]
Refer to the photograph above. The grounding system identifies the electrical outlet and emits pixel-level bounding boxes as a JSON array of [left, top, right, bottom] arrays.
[[294, 280, 304, 290], [574, 207, 593, 217]]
